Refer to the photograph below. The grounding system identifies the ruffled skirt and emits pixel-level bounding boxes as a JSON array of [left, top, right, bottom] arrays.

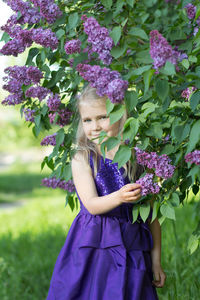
[[46, 212, 158, 300]]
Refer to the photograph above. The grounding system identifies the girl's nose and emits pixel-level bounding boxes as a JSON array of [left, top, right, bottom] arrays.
[[92, 120, 101, 130]]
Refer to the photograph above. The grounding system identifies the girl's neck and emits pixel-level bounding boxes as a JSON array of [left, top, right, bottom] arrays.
[[96, 144, 120, 160]]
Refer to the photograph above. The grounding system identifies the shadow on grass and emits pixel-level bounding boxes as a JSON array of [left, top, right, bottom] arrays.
[[0, 173, 49, 203], [0, 227, 66, 300]]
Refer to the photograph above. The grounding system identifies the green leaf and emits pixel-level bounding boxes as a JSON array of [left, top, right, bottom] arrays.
[[126, 0, 135, 7], [111, 43, 127, 58], [188, 165, 200, 184], [155, 79, 169, 101], [106, 99, 115, 115], [104, 137, 120, 151], [56, 128, 65, 147], [143, 69, 154, 94], [187, 234, 199, 254], [62, 164, 72, 181], [161, 61, 176, 76], [129, 27, 149, 40], [34, 115, 41, 128], [151, 201, 159, 223], [109, 104, 125, 125], [140, 203, 150, 222], [170, 193, 180, 207], [125, 90, 138, 113], [131, 65, 152, 76], [56, 29, 65, 39], [187, 120, 200, 152], [69, 13, 79, 29], [26, 48, 39, 65], [190, 91, 200, 111], [160, 144, 174, 155], [181, 59, 190, 69], [160, 203, 176, 220], [101, 0, 113, 9], [123, 118, 139, 143], [113, 145, 132, 168], [0, 32, 10, 43], [132, 204, 139, 223], [110, 26, 122, 45]]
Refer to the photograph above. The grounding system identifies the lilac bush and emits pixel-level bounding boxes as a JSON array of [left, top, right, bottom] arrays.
[[136, 174, 160, 196], [41, 177, 75, 192]]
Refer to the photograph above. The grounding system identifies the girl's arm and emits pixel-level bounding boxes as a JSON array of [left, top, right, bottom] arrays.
[[148, 218, 166, 288], [71, 153, 141, 215]]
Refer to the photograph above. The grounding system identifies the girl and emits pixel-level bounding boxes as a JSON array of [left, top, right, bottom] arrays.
[[46, 85, 166, 300]]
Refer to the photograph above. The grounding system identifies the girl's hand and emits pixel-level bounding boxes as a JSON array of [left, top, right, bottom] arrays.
[[118, 183, 141, 204], [152, 264, 166, 288]]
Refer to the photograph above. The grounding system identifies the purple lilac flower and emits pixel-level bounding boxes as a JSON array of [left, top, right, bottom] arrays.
[[76, 63, 128, 103], [136, 173, 160, 196], [48, 109, 72, 127], [0, 39, 26, 56], [47, 93, 61, 111], [83, 16, 114, 65], [41, 133, 57, 146], [39, 0, 62, 24], [185, 4, 196, 20], [26, 66, 43, 84], [31, 28, 59, 50], [1, 92, 24, 106], [150, 30, 182, 70], [181, 87, 197, 100], [57, 109, 72, 127], [5, 0, 41, 25], [23, 108, 36, 122], [185, 150, 200, 165], [135, 147, 175, 179], [64, 39, 81, 54], [41, 177, 75, 192], [1, 65, 43, 106], [25, 86, 50, 101], [193, 27, 199, 36], [106, 79, 129, 103]]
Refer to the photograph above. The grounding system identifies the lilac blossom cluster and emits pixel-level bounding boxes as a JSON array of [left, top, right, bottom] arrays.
[[41, 133, 57, 146], [185, 150, 200, 166], [0, 1, 60, 56], [22, 108, 36, 122], [47, 93, 61, 111], [0, 26, 58, 56], [41, 177, 75, 192], [5, 0, 41, 25], [2, 65, 43, 106], [77, 64, 128, 103], [82, 16, 114, 65], [185, 3, 196, 19], [181, 87, 197, 100], [49, 109, 72, 127], [150, 30, 185, 70], [135, 147, 175, 180], [4, 0, 62, 25], [25, 86, 50, 101], [136, 174, 160, 196], [64, 39, 81, 54]]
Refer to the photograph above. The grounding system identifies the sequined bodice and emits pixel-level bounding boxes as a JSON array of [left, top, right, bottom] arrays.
[[77, 153, 133, 219]]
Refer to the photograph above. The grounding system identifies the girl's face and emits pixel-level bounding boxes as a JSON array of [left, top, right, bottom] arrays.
[[79, 99, 120, 144]]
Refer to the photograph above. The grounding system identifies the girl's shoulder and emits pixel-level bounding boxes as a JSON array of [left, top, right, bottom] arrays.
[[71, 151, 92, 173]]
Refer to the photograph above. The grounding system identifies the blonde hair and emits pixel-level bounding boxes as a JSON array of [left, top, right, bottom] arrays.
[[73, 84, 138, 181]]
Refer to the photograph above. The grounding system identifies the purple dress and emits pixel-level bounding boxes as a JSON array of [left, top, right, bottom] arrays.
[[46, 154, 158, 300]]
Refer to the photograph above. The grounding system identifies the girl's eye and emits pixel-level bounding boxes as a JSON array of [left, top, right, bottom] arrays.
[[100, 116, 108, 119], [83, 119, 91, 122]]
